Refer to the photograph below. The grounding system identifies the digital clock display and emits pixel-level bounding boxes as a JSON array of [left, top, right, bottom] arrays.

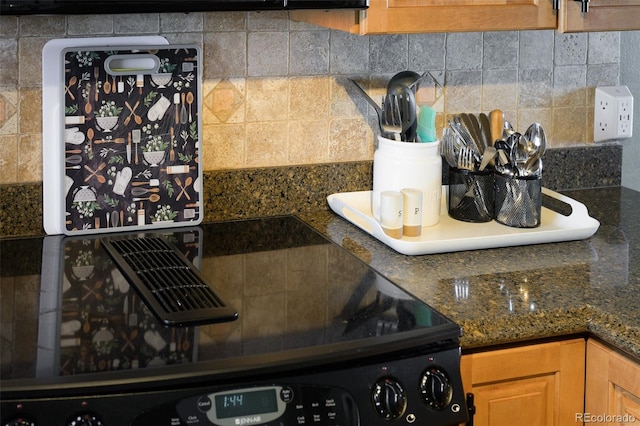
[[214, 388, 279, 419]]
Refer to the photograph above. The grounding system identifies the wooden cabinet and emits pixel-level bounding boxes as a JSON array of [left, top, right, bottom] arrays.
[[585, 339, 640, 425], [459, 339, 585, 426], [558, 0, 640, 32], [290, 0, 557, 35], [292, 0, 640, 34]]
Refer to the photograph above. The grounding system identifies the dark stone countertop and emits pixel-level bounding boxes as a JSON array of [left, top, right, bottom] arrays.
[[299, 186, 640, 361], [2, 143, 637, 360]]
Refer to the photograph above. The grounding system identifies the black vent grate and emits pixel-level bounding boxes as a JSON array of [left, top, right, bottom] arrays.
[[101, 236, 238, 327]]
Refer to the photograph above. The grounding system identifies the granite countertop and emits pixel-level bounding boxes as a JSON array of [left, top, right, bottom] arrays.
[[299, 186, 640, 361], [2, 144, 637, 359]]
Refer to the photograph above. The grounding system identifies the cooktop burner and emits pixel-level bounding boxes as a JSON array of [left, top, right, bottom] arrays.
[[1, 216, 461, 394]]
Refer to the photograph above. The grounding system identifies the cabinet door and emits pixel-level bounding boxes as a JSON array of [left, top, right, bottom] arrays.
[[585, 339, 640, 425], [291, 0, 557, 35], [460, 339, 585, 426], [558, 0, 640, 32]]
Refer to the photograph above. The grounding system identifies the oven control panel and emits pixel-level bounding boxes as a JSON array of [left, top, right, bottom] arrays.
[[131, 384, 359, 426], [2, 346, 467, 426]]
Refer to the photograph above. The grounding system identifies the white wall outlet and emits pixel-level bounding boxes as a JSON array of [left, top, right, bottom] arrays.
[[594, 85, 634, 142]]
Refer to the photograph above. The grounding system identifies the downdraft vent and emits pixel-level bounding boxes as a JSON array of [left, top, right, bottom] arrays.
[[101, 236, 238, 327]]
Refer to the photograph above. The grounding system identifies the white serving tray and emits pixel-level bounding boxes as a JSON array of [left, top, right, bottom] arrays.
[[327, 187, 600, 256]]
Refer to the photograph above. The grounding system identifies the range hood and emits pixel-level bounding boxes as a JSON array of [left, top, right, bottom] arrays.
[[1, 0, 368, 15]]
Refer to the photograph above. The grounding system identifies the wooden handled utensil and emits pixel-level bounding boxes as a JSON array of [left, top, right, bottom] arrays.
[[84, 163, 106, 184], [94, 138, 125, 144], [170, 127, 176, 162], [65, 76, 77, 100], [87, 128, 94, 154], [176, 176, 192, 201], [124, 100, 142, 126], [84, 85, 93, 115], [131, 187, 160, 196], [94, 67, 100, 101], [186, 91, 194, 122], [132, 194, 160, 202], [490, 109, 504, 145], [131, 179, 159, 187]]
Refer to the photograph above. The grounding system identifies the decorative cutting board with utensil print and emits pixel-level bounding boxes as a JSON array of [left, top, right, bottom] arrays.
[[60, 45, 202, 234]]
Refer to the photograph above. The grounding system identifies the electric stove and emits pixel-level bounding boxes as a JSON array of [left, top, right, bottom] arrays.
[[1, 216, 467, 426]]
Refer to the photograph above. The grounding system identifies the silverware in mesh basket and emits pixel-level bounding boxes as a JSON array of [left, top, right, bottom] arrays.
[[447, 167, 494, 223], [494, 174, 541, 228]]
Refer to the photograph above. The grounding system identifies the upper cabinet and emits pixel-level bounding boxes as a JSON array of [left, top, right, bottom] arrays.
[[292, 0, 640, 34], [558, 0, 640, 32], [291, 0, 557, 35]]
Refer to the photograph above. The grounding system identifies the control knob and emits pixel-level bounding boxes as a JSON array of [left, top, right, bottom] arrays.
[[420, 367, 453, 410], [68, 413, 104, 426], [371, 377, 407, 420]]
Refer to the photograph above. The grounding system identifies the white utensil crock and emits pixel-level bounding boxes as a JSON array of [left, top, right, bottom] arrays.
[[372, 136, 442, 228]]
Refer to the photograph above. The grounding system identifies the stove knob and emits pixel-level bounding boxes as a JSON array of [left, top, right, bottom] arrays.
[[4, 418, 35, 426], [67, 413, 104, 426], [420, 367, 453, 410], [371, 377, 407, 420]]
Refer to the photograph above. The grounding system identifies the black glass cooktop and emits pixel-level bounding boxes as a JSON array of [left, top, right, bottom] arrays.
[[0, 216, 459, 394]]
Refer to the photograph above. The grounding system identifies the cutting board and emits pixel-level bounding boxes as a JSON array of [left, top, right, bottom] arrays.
[[43, 37, 169, 235], [44, 41, 203, 235]]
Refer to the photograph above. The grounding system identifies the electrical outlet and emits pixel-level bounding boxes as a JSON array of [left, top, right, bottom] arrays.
[[594, 86, 634, 142]]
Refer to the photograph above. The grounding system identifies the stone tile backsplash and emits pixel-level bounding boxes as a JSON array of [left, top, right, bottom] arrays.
[[0, 11, 621, 184]]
